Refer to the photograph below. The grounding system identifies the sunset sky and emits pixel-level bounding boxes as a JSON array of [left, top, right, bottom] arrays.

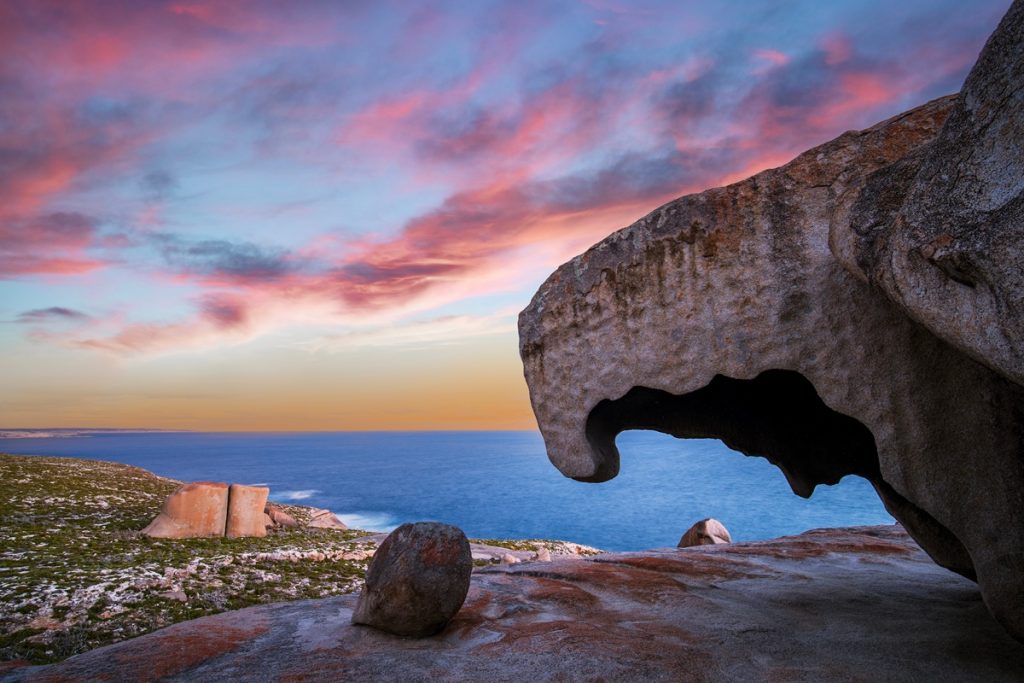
[[0, 0, 1010, 431]]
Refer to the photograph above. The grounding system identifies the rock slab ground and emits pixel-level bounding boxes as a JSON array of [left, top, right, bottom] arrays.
[[6, 526, 1023, 682]]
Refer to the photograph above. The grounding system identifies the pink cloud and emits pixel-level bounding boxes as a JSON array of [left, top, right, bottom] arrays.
[[0, 0, 350, 233], [335, 74, 617, 193], [821, 32, 854, 65], [753, 49, 790, 74], [3, 1, 1002, 358], [335, 91, 433, 154], [59, 173, 677, 355], [0, 213, 111, 278], [72, 293, 253, 355], [808, 71, 900, 128], [0, 1, 340, 95], [0, 119, 149, 276]]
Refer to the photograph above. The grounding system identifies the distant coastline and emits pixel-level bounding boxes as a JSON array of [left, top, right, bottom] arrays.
[[0, 428, 185, 439]]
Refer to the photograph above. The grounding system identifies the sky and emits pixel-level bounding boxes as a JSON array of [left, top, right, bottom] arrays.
[[0, 0, 1012, 431]]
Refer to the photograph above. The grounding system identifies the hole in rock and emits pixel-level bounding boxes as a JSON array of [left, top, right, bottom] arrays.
[[585, 369, 977, 579], [606, 431, 893, 544], [584, 369, 881, 496]]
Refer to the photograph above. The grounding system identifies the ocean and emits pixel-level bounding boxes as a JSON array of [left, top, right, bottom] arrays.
[[0, 430, 893, 550]]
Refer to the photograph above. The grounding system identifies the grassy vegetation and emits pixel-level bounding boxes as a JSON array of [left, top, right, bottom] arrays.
[[0, 453, 600, 666], [0, 454, 374, 665], [472, 538, 601, 555]]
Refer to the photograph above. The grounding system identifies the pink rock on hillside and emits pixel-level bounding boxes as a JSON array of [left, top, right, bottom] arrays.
[[142, 482, 229, 539], [266, 504, 299, 528], [308, 509, 348, 530], [226, 484, 269, 539]]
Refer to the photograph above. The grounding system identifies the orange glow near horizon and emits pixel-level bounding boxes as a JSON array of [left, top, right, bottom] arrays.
[[0, 331, 537, 432]]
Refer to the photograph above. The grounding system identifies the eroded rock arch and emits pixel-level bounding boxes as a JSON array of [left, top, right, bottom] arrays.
[[584, 370, 977, 582], [519, 1, 1024, 641], [584, 370, 880, 493]]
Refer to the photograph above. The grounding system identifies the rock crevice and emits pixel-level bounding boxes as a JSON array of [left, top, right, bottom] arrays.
[[143, 482, 269, 539]]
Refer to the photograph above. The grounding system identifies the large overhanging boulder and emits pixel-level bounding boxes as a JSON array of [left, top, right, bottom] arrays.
[[519, 1, 1023, 642], [836, 0, 1024, 386]]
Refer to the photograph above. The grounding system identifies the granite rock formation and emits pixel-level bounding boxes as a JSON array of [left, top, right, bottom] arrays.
[[839, 0, 1024, 386], [225, 484, 269, 539], [308, 508, 349, 530], [142, 482, 229, 539], [265, 503, 298, 528], [144, 482, 272, 539], [352, 522, 472, 637], [8, 527, 1024, 682], [519, 2, 1023, 641], [679, 518, 732, 547]]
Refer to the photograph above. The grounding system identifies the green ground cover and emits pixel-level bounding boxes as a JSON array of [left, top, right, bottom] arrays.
[[0, 453, 599, 665], [0, 454, 372, 664]]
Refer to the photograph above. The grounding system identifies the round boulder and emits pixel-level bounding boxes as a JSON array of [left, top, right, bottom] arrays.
[[351, 522, 472, 637], [678, 518, 732, 548]]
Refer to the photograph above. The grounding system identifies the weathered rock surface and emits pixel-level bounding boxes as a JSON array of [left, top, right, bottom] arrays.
[[225, 484, 268, 539], [142, 482, 229, 539], [841, 0, 1024, 387], [352, 522, 472, 637], [142, 482, 279, 539], [265, 503, 298, 528], [308, 508, 348, 530], [8, 527, 1024, 682], [519, 1, 1023, 641], [679, 518, 732, 547]]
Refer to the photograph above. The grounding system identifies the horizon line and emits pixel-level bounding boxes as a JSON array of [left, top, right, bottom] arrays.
[[0, 427, 542, 434]]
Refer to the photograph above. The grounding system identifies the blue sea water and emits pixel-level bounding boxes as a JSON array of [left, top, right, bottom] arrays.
[[0, 431, 893, 551]]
